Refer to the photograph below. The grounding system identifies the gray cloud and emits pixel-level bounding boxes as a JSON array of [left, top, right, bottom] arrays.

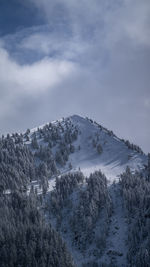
[[0, 0, 150, 153]]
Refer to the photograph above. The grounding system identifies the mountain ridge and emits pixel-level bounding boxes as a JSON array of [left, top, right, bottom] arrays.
[[0, 114, 149, 267], [25, 114, 147, 183]]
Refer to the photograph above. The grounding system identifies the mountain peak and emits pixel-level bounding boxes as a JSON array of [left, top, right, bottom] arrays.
[[27, 114, 146, 182], [68, 114, 86, 121]]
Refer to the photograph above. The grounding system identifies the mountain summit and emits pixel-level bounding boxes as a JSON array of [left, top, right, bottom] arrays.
[[27, 114, 147, 182], [0, 114, 149, 267]]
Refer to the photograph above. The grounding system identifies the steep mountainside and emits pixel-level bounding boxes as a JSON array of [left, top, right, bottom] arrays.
[[0, 115, 149, 267], [66, 115, 146, 179], [25, 114, 147, 182]]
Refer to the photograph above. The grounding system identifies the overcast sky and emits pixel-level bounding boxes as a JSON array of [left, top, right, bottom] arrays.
[[0, 0, 150, 153]]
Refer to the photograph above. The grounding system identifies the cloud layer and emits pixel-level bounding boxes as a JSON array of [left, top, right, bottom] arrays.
[[0, 0, 150, 153]]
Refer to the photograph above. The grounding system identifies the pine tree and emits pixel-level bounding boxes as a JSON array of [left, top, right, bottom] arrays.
[[31, 134, 39, 149], [97, 144, 103, 154]]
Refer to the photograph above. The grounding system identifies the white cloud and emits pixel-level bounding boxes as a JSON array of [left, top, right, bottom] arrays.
[[122, 0, 150, 46], [28, 0, 150, 47], [0, 0, 150, 152], [19, 30, 89, 62], [0, 45, 77, 118], [0, 45, 77, 92]]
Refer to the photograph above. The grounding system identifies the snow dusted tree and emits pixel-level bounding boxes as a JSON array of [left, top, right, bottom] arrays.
[[0, 192, 75, 267], [69, 162, 72, 170], [36, 162, 49, 195], [120, 167, 150, 266], [69, 171, 111, 250], [55, 150, 64, 166], [97, 144, 103, 154], [49, 170, 111, 254], [31, 133, 39, 149]]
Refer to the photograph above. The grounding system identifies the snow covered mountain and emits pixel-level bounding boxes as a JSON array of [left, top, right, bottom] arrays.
[[26, 114, 147, 182], [0, 115, 149, 267], [66, 115, 146, 179], [24, 115, 149, 267]]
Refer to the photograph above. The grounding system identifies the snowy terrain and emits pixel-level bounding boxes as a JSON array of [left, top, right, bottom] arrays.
[[99, 182, 128, 266], [25, 115, 147, 267], [28, 114, 146, 183], [68, 115, 146, 179], [1, 114, 149, 267]]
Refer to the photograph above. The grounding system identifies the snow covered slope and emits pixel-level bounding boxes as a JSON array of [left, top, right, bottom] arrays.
[[68, 115, 146, 181], [27, 114, 147, 184], [24, 115, 148, 267]]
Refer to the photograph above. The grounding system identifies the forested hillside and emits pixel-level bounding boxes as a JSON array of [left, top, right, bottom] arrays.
[[0, 115, 149, 266], [120, 166, 150, 266]]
